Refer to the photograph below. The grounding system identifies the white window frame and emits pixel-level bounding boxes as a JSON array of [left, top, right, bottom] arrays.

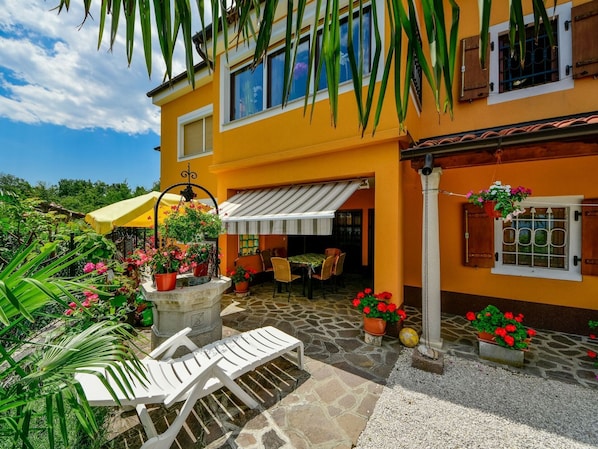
[[177, 105, 214, 160], [492, 196, 582, 281], [487, 2, 573, 105], [219, 1, 384, 131]]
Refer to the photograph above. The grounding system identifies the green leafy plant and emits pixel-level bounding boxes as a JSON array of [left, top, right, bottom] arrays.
[[162, 203, 223, 243], [227, 265, 256, 284], [466, 305, 536, 350], [0, 241, 145, 448], [466, 181, 532, 221], [351, 289, 407, 323], [187, 241, 213, 265]]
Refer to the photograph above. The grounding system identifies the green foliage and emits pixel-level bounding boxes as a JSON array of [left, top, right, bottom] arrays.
[[0, 241, 145, 448], [162, 203, 223, 243]]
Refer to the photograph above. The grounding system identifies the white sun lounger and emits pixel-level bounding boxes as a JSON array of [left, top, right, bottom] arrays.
[[75, 326, 304, 449]]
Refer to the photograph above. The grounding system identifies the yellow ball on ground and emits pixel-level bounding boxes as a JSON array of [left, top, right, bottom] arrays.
[[399, 327, 419, 347]]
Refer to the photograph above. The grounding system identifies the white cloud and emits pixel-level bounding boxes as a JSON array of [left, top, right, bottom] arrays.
[[0, 0, 203, 135]]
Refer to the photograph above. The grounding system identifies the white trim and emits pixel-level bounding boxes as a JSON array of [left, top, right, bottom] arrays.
[[487, 2, 573, 105], [177, 104, 214, 160], [491, 195, 582, 281]]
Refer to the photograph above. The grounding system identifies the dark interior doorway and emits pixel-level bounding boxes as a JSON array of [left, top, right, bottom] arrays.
[[287, 210, 363, 274]]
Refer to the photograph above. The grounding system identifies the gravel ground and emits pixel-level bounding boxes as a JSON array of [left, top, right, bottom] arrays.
[[355, 348, 598, 449]]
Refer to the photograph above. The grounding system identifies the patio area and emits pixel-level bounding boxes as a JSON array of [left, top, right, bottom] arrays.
[[103, 274, 598, 449]]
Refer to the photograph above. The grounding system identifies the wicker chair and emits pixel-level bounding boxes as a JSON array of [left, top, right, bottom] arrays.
[[332, 252, 346, 291], [260, 249, 274, 280], [312, 255, 336, 298], [271, 257, 302, 300]]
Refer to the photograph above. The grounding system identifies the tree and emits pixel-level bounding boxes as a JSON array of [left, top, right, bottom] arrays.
[[54, 0, 554, 134]]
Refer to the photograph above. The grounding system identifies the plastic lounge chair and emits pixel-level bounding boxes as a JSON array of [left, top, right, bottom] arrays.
[[75, 326, 304, 449]]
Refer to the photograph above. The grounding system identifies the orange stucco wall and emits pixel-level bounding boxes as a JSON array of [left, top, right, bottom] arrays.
[[402, 156, 598, 312]]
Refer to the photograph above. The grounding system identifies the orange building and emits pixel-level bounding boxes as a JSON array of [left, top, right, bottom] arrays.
[[148, 0, 598, 335]]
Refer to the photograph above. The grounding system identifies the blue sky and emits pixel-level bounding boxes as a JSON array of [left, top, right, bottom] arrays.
[[0, 1, 193, 189]]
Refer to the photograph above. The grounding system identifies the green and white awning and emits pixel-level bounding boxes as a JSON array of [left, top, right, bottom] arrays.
[[219, 180, 361, 235]]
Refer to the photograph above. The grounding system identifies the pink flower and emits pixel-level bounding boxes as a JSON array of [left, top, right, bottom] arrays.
[[83, 262, 96, 273], [64, 309, 73, 316], [95, 262, 108, 274]]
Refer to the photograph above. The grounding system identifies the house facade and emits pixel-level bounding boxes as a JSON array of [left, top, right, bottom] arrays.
[[148, 0, 598, 334]]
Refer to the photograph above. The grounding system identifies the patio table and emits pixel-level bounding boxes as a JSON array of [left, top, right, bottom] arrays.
[[288, 253, 326, 299]]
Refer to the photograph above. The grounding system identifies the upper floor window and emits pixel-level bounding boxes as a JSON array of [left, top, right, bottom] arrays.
[[268, 38, 310, 108], [492, 197, 582, 281], [178, 106, 213, 159], [231, 63, 264, 120], [317, 6, 372, 91], [488, 2, 573, 104], [498, 19, 558, 93]]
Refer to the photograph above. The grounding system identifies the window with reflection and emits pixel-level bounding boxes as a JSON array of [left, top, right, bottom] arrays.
[[231, 63, 264, 120], [268, 38, 310, 108]]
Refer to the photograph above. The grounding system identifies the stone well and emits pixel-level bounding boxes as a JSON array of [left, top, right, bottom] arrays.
[[142, 275, 232, 353]]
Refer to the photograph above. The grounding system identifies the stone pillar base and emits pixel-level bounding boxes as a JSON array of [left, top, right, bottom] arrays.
[[364, 332, 383, 346]]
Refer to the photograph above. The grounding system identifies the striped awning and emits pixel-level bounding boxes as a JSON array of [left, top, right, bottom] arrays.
[[219, 180, 362, 235]]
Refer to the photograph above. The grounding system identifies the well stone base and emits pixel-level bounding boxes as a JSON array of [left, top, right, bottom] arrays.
[[142, 276, 232, 356]]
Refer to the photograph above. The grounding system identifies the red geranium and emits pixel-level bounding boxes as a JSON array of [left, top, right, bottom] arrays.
[[351, 289, 407, 324], [466, 305, 535, 350]]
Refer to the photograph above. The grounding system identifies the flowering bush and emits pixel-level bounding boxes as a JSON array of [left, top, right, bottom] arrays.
[[162, 202, 223, 243], [227, 265, 256, 284], [351, 289, 407, 323], [466, 305, 536, 350], [466, 181, 532, 221], [132, 245, 189, 274]]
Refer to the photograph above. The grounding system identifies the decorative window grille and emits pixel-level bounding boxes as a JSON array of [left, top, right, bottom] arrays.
[[239, 235, 259, 256], [498, 19, 559, 93]]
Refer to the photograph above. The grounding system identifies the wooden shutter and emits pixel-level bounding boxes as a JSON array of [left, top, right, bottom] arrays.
[[572, 0, 598, 79], [581, 198, 598, 276], [463, 203, 494, 267], [459, 35, 489, 102]]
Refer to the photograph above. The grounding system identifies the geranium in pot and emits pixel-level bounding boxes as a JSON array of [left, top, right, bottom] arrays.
[[466, 181, 531, 221], [187, 241, 213, 277], [352, 289, 407, 336], [466, 304, 536, 350], [134, 245, 189, 291], [227, 265, 256, 293]]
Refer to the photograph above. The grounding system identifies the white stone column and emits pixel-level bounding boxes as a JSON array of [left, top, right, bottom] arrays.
[[420, 167, 443, 349]]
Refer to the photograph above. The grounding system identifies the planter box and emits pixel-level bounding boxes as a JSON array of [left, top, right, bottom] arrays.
[[478, 339, 525, 367]]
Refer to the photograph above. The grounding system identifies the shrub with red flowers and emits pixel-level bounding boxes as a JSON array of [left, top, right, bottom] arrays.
[[466, 304, 536, 350], [227, 265, 256, 284], [351, 289, 407, 323]]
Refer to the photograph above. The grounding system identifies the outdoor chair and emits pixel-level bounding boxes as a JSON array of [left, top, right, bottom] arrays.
[[332, 252, 346, 291], [260, 249, 274, 280], [312, 255, 336, 298], [271, 256, 302, 300], [75, 326, 304, 449], [324, 248, 341, 258]]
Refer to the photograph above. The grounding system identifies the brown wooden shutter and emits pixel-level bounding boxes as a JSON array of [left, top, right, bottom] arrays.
[[572, 0, 598, 79], [463, 203, 494, 267], [581, 198, 598, 276], [459, 35, 489, 102]]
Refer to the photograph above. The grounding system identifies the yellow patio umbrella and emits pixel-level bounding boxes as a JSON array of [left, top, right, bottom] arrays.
[[85, 191, 185, 235]]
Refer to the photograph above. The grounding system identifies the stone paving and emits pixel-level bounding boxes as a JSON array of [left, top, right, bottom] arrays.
[[103, 274, 598, 448]]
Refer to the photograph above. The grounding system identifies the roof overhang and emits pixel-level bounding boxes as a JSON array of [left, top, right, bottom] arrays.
[[402, 112, 598, 170]]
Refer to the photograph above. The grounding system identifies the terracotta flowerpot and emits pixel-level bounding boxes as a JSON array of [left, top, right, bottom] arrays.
[[363, 316, 386, 336], [483, 201, 502, 219], [193, 262, 209, 277], [477, 331, 496, 342], [234, 281, 250, 293], [155, 272, 177, 291]]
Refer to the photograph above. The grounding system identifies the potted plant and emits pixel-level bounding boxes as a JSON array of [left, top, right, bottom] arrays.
[[352, 288, 407, 336], [187, 241, 213, 277], [162, 202, 223, 243], [227, 265, 256, 294], [466, 305, 536, 367], [466, 181, 532, 221], [133, 245, 189, 291]]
